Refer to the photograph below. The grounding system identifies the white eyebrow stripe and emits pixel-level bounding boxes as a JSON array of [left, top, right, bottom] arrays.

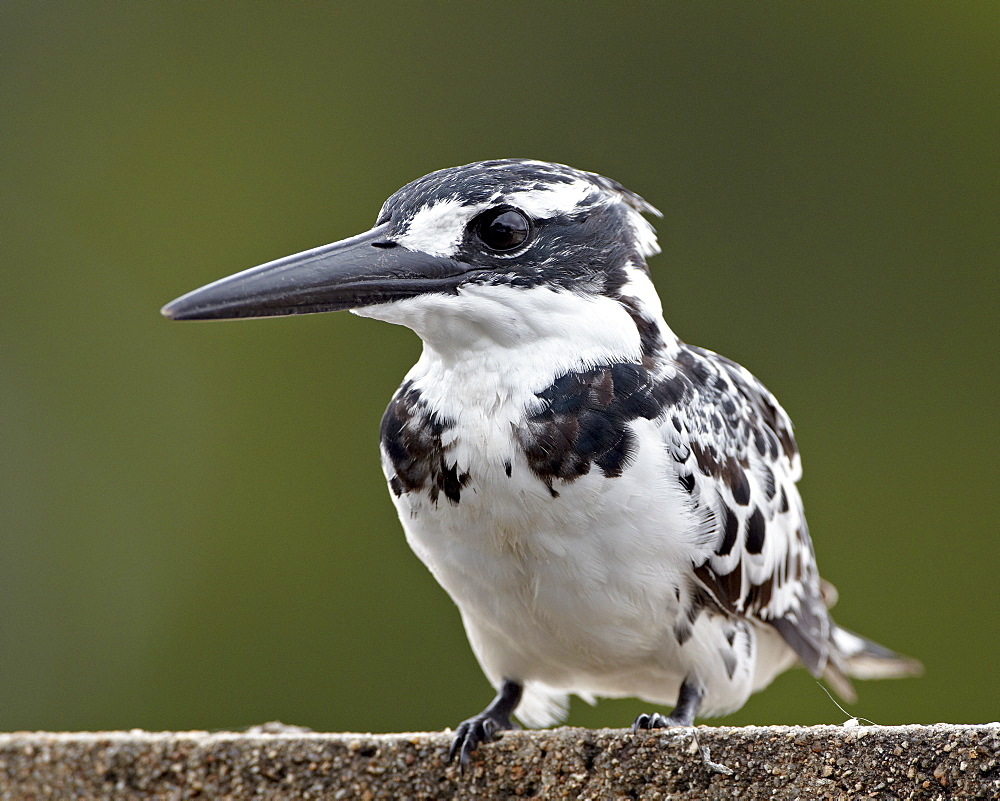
[[396, 197, 480, 257], [506, 179, 597, 219]]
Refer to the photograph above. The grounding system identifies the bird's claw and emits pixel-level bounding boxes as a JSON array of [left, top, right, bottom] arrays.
[[631, 711, 678, 732], [448, 713, 512, 769]]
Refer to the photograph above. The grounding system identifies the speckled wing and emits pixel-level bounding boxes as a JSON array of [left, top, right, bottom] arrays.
[[664, 345, 836, 680]]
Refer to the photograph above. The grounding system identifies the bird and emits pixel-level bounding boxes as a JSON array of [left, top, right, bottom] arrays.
[[162, 159, 921, 766]]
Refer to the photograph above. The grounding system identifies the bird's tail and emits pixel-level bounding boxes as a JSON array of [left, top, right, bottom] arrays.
[[822, 624, 924, 702]]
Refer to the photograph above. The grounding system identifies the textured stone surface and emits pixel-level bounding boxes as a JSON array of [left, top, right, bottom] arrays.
[[0, 724, 996, 799]]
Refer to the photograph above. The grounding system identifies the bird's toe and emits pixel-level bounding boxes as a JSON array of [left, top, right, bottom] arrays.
[[448, 714, 507, 768], [631, 712, 674, 732]]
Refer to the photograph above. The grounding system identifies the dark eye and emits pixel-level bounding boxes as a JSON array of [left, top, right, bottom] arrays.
[[475, 208, 530, 252]]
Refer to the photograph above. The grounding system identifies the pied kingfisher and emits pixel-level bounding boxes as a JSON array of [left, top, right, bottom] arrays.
[[163, 159, 920, 765]]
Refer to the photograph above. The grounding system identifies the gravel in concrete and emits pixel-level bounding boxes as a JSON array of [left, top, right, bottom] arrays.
[[0, 724, 996, 799]]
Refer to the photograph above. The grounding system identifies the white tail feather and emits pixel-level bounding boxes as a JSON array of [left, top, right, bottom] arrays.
[[831, 625, 923, 681]]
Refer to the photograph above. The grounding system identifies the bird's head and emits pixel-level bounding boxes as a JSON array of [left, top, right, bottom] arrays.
[[162, 160, 666, 355]]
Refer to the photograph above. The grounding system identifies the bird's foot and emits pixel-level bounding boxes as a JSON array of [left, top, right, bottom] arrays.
[[631, 711, 689, 732], [448, 710, 515, 768], [447, 680, 523, 769], [631, 679, 702, 733]]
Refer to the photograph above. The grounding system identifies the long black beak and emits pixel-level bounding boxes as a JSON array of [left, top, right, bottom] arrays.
[[161, 224, 473, 321]]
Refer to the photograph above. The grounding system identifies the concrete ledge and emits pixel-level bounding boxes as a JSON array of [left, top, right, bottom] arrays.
[[0, 724, 996, 799]]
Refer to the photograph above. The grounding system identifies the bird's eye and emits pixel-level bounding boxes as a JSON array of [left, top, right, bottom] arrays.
[[474, 208, 530, 252]]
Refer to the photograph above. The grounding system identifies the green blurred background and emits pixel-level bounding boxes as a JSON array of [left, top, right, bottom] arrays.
[[2, 2, 997, 733]]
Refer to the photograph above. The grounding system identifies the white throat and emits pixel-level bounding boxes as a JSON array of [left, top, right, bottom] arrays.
[[354, 284, 645, 414]]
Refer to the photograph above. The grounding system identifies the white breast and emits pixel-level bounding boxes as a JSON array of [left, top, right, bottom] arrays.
[[376, 339, 714, 724], [366, 283, 774, 725]]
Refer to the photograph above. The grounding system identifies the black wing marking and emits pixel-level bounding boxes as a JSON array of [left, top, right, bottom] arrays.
[[666, 345, 833, 677]]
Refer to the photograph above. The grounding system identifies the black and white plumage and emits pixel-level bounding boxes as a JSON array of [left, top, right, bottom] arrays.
[[163, 159, 920, 764]]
